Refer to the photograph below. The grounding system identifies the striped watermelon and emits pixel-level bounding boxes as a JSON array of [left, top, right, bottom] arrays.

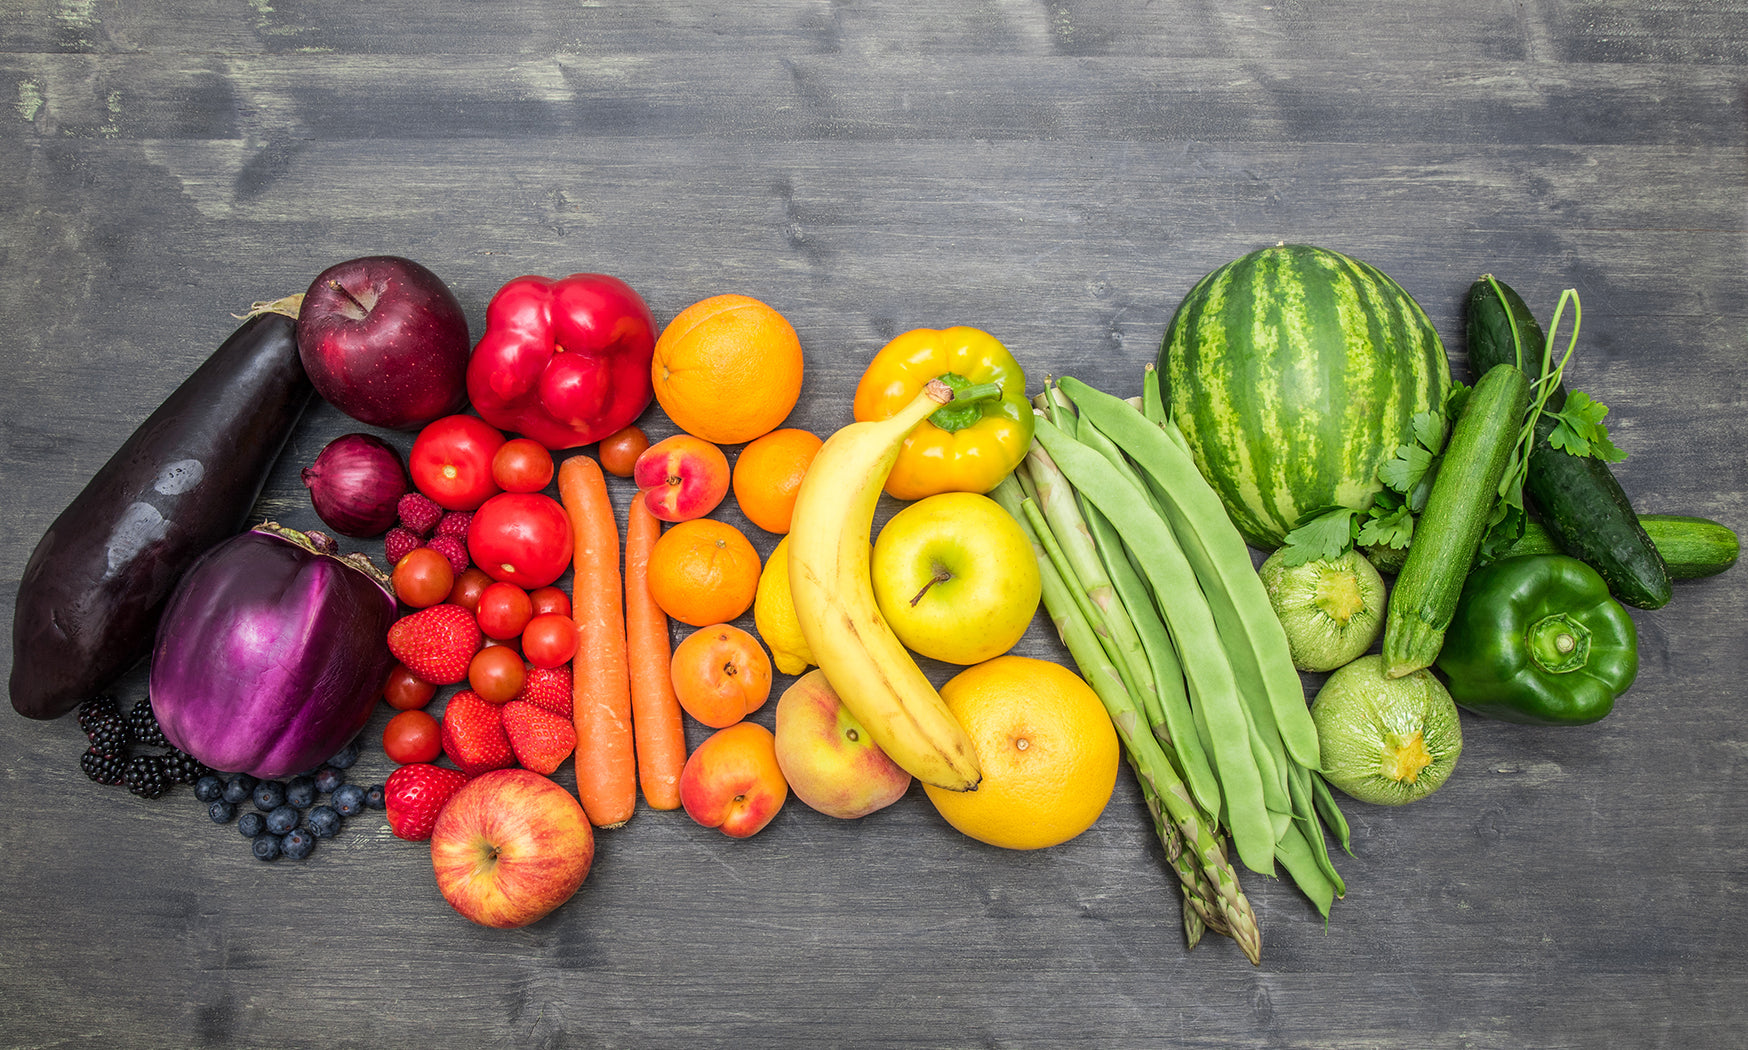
[[1159, 244, 1451, 550]]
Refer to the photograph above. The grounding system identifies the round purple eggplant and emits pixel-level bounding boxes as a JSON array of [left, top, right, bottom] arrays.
[[149, 523, 398, 779]]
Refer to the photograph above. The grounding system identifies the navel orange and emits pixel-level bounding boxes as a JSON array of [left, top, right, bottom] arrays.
[[651, 294, 804, 446]]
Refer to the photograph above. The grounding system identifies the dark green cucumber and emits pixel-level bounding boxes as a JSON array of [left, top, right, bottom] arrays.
[[1504, 514, 1739, 580], [1464, 275, 1672, 609], [1382, 362, 1531, 677]]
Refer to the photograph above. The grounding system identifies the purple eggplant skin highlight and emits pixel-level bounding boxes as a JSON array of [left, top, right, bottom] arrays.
[[10, 312, 314, 721], [150, 523, 398, 779]]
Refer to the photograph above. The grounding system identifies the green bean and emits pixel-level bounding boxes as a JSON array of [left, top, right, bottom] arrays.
[[1311, 771, 1353, 856], [1059, 375, 1323, 771], [1271, 818, 1338, 920], [1030, 415, 1277, 877], [1286, 760, 1345, 899]]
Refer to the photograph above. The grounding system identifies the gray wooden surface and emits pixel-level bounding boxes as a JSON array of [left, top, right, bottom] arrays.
[[3, 2, 1745, 1047]]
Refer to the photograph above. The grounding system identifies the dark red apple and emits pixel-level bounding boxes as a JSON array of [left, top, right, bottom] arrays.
[[297, 256, 471, 430]]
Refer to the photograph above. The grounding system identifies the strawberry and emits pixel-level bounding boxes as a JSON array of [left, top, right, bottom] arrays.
[[441, 689, 516, 776], [387, 603, 481, 685], [514, 664, 573, 717], [383, 763, 469, 841], [501, 700, 577, 776]]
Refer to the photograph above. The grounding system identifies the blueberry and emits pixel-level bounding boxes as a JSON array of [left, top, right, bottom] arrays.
[[285, 776, 317, 809], [364, 784, 387, 810], [306, 805, 342, 839], [194, 775, 226, 803], [252, 780, 287, 811], [331, 783, 367, 817], [280, 827, 315, 860], [222, 773, 258, 804], [326, 739, 361, 770], [208, 800, 238, 824], [312, 765, 345, 795], [252, 834, 282, 861], [265, 804, 300, 836], [237, 811, 266, 838]]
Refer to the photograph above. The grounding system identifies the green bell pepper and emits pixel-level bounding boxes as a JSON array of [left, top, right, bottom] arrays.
[[1434, 554, 1639, 725]]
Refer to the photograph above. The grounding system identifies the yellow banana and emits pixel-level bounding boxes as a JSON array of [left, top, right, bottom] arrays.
[[788, 379, 983, 792]]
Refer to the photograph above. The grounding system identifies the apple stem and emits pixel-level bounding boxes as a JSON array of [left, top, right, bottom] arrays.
[[329, 279, 369, 315], [909, 566, 953, 607]]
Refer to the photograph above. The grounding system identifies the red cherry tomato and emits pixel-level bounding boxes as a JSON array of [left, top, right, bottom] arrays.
[[467, 492, 574, 588], [598, 425, 650, 478], [528, 585, 571, 619], [409, 415, 506, 511], [445, 566, 494, 615], [468, 645, 527, 703], [521, 613, 578, 669], [392, 547, 456, 608], [382, 664, 437, 711], [492, 438, 556, 493], [382, 709, 442, 764], [475, 581, 534, 640]]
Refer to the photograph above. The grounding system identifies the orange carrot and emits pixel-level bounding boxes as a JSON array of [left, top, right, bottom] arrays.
[[624, 497, 687, 810], [558, 455, 636, 829]]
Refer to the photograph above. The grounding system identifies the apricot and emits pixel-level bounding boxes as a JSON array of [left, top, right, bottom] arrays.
[[670, 624, 772, 729], [678, 722, 788, 838]]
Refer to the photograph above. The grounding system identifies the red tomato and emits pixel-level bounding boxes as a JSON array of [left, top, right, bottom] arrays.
[[528, 585, 571, 619], [468, 645, 527, 703], [382, 709, 442, 764], [521, 613, 578, 669], [475, 581, 534, 641], [392, 547, 455, 608], [598, 425, 649, 478], [382, 664, 437, 711], [492, 438, 555, 493], [467, 492, 573, 588], [409, 415, 506, 511], [445, 566, 494, 615]]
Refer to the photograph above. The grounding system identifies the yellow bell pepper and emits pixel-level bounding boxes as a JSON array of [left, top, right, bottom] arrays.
[[851, 326, 1034, 501]]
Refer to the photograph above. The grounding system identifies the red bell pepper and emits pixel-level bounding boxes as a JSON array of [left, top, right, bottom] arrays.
[[465, 274, 658, 450]]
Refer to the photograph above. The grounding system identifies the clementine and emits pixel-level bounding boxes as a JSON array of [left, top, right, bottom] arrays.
[[732, 428, 823, 534], [646, 518, 762, 628]]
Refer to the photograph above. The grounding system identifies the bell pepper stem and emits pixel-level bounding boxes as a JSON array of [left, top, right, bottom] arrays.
[[928, 373, 1004, 432]]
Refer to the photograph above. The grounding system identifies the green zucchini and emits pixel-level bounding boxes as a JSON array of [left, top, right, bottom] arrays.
[[1382, 363, 1531, 678], [1503, 514, 1739, 580], [1464, 276, 1672, 609]]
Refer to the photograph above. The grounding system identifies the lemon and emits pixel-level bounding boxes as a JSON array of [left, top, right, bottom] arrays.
[[753, 535, 814, 676]]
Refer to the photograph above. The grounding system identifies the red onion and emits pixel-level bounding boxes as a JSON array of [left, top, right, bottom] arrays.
[[301, 433, 411, 537]]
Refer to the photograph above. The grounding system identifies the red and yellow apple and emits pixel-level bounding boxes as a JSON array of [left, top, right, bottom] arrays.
[[633, 434, 730, 522], [870, 491, 1042, 665], [773, 670, 911, 819], [428, 767, 595, 928], [678, 721, 787, 838]]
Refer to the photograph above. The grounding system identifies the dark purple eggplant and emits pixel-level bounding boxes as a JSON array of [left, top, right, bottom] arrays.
[[10, 311, 314, 720]]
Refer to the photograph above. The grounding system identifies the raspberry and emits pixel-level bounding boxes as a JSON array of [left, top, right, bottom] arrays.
[[384, 526, 422, 566], [397, 492, 444, 536], [435, 511, 473, 540], [425, 535, 470, 575]]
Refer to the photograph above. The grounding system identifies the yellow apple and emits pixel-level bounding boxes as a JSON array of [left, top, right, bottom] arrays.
[[869, 491, 1041, 665], [773, 670, 912, 819]]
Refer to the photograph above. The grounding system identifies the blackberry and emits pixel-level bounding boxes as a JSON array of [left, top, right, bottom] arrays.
[[80, 747, 128, 786], [306, 805, 342, 839], [162, 749, 208, 785], [222, 773, 258, 805], [237, 811, 266, 838], [124, 754, 171, 799], [126, 697, 167, 749], [280, 828, 316, 860], [194, 775, 226, 803], [86, 718, 131, 758], [364, 784, 387, 810], [327, 739, 362, 770], [331, 783, 367, 817], [285, 775, 317, 809], [209, 800, 238, 824], [77, 695, 121, 732], [312, 765, 345, 795], [252, 780, 287, 811], [265, 805, 300, 836], [252, 834, 282, 861]]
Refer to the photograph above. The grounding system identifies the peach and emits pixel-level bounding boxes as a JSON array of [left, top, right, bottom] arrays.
[[670, 623, 773, 729], [678, 722, 787, 838], [633, 434, 730, 522], [773, 670, 912, 819]]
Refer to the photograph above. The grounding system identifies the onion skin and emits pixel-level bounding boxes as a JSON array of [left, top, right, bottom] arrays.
[[150, 523, 398, 778], [302, 433, 411, 537]]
